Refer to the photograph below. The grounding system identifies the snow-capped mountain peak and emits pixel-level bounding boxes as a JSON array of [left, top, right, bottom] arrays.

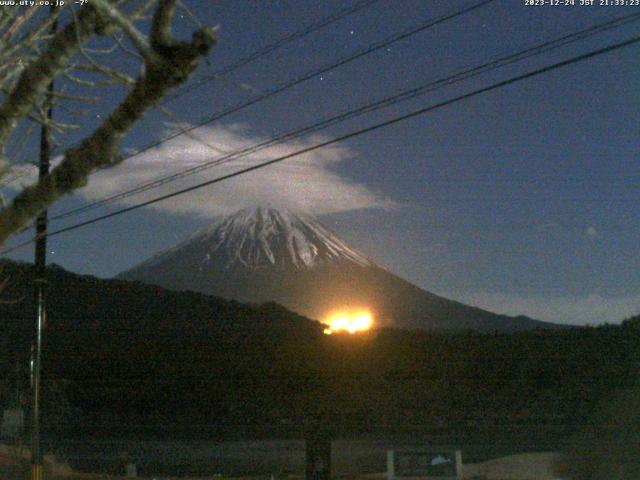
[[208, 207, 372, 269], [120, 207, 557, 332], [136, 207, 373, 273]]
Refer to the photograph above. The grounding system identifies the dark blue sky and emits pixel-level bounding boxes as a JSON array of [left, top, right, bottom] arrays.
[[4, 0, 640, 324]]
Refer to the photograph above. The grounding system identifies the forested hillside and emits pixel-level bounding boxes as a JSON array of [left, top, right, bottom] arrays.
[[0, 260, 637, 443]]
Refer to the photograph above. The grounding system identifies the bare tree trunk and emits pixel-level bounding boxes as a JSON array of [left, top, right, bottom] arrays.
[[0, 1, 216, 245]]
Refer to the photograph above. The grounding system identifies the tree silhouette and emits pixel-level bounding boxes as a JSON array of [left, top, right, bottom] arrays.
[[0, 0, 216, 245]]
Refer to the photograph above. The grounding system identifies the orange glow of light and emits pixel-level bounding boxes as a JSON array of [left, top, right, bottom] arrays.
[[323, 310, 373, 335]]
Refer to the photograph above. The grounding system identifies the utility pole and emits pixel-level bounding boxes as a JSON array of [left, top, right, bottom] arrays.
[[31, 8, 57, 480], [31, 89, 53, 480]]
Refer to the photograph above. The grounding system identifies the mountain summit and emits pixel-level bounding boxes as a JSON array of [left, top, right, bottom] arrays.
[[125, 207, 373, 279], [213, 207, 372, 269], [164, 207, 372, 272], [120, 207, 558, 332]]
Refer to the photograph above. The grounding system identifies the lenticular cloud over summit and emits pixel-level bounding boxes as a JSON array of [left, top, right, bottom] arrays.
[[79, 124, 392, 217]]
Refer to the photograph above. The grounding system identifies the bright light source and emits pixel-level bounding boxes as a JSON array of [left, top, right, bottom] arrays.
[[323, 310, 373, 335]]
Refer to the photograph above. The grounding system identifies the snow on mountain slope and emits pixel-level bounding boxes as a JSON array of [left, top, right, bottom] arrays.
[[133, 207, 373, 274], [121, 207, 561, 332]]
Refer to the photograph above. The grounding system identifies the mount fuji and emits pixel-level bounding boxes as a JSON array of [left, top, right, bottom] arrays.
[[119, 207, 557, 332]]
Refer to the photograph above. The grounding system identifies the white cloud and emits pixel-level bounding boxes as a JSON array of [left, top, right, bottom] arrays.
[[2, 156, 63, 192], [75, 123, 392, 217], [2, 163, 40, 190], [586, 226, 598, 237], [443, 291, 640, 325]]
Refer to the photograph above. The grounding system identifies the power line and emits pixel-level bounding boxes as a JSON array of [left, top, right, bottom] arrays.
[[43, 0, 494, 225], [49, 11, 640, 221], [161, 0, 383, 106], [49, 0, 382, 158], [49, 0, 496, 220], [111, 0, 497, 162], [2, 32, 638, 256]]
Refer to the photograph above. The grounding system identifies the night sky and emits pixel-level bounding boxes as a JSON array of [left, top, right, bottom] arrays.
[[3, 0, 640, 325]]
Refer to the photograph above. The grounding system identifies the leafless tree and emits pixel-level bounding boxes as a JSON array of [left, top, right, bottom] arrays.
[[0, 0, 216, 245]]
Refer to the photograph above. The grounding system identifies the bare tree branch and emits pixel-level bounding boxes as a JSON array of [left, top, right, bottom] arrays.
[[0, 8, 38, 45], [0, 5, 108, 147], [62, 70, 97, 87], [0, 13, 59, 67], [150, 0, 177, 49], [0, 2, 217, 244], [113, 32, 144, 60], [73, 62, 136, 85], [49, 90, 99, 103], [92, 0, 161, 64]]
